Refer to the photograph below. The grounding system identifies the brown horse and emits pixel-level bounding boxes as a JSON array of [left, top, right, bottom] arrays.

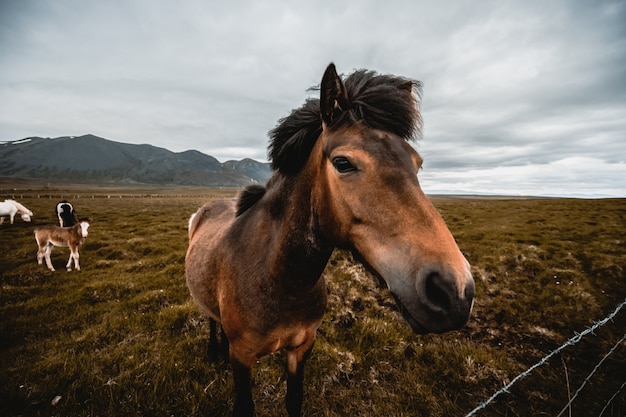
[[185, 63, 475, 417]]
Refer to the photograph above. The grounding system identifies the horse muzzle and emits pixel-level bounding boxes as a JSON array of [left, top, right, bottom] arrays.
[[359, 250, 475, 334], [391, 264, 475, 334]]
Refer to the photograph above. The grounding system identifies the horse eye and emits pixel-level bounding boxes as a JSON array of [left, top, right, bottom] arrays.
[[332, 157, 356, 173]]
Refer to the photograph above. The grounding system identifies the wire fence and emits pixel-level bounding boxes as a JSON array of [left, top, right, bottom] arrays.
[[465, 298, 626, 417]]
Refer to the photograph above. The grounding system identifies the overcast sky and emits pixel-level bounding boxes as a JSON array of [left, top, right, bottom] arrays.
[[1, 0, 625, 196]]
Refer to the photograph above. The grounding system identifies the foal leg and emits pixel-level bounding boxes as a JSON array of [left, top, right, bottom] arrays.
[[44, 244, 55, 271], [286, 338, 315, 417], [66, 251, 73, 271], [37, 245, 44, 265], [66, 246, 80, 271], [75, 249, 81, 270]]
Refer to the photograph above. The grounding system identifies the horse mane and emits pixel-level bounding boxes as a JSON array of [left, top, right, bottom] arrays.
[[236, 185, 266, 216], [268, 68, 423, 174], [6, 199, 31, 214]]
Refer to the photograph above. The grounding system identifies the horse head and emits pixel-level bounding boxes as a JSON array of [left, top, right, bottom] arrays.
[[78, 218, 90, 238], [311, 63, 474, 334]]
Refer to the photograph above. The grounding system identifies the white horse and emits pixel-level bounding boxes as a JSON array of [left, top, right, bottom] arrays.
[[34, 219, 90, 271], [0, 199, 33, 224]]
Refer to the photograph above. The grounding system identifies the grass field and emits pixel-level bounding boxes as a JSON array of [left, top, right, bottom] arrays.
[[1, 185, 624, 416]]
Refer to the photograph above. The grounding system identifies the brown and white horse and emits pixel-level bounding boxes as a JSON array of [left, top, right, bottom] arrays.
[[34, 219, 90, 271], [0, 199, 33, 224], [185, 63, 475, 417]]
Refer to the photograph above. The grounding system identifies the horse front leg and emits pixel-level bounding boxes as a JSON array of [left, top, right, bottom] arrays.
[[208, 318, 219, 360], [208, 319, 231, 361], [231, 357, 255, 417], [67, 247, 80, 271], [44, 245, 55, 271], [285, 336, 316, 417], [37, 246, 44, 265]]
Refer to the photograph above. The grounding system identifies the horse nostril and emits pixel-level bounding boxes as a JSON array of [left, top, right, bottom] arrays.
[[425, 272, 452, 311], [465, 279, 475, 301]]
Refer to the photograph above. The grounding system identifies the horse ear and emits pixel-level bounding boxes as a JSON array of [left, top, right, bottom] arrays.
[[320, 63, 348, 128]]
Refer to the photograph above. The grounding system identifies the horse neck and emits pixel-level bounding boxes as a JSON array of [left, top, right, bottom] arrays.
[[262, 171, 334, 288], [13, 202, 27, 213]]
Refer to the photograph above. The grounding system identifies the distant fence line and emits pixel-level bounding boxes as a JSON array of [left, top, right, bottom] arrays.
[[2, 193, 227, 200], [465, 298, 626, 417]]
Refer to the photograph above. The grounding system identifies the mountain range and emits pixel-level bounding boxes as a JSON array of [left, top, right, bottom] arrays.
[[0, 134, 272, 187]]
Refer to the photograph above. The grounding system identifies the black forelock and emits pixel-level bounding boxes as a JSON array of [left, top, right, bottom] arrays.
[[267, 98, 322, 174], [340, 70, 423, 140], [267, 68, 422, 175]]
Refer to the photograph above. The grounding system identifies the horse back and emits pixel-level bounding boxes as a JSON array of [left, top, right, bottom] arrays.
[[0, 200, 16, 214], [34, 224, 82, 247], [188, 199, 237, 240], [186, 199, 238, 320]]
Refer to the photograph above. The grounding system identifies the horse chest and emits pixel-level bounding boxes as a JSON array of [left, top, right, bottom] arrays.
[[224, 274, 327, 337]]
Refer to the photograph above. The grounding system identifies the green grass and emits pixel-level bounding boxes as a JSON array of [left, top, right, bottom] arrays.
[[1, 187, 624, 416]]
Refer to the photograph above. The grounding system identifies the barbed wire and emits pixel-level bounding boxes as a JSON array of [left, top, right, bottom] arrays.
[[556, 333, 625, 417], [465, 298, 626, 417], [599, 379, 626, 417]]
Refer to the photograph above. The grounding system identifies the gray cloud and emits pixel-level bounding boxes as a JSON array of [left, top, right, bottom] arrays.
[[1, 0, 625, 196]]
